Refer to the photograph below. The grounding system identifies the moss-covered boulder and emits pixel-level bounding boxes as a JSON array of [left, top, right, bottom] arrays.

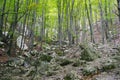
[[72, 59, 86, 67], [64, 73, 74, 80], [79, 43, 100, 61], [82, 58, 117, 76], [40, 54, 53, 62], [101, 58, 116, 71], [64, 71, 81, 80], [82, 65, 97, 76], [46, 71, 57, 76], [56, 58, 73, 66], [54, 48, 64, 56]]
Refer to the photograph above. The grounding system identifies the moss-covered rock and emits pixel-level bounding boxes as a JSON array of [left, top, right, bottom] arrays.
[[46, 71, 57, 76], [0, 77, 12, 80], [112, 56, 120, 61], [56, 58, 73, 66], [82, 65, 97, 76], [72, 59, 86, 67], [54, 48, 64, 56], [64, 71, 80, 80], [101, 58, 116, 71], [60, 59, 73, 66], [102, 62, 116, 71], [40, 54, 53, 62], [64, 73, 73, 80], [79, 43, 100, 61]]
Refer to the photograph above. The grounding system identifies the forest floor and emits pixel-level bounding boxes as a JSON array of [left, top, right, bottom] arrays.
[[0, 41, 120, 80]]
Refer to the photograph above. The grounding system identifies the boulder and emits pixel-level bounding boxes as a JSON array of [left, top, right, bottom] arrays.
[[79, 43, 100, 61]]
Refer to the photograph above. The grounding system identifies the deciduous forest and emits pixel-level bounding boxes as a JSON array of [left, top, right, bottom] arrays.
[[0, 0, 120, 80]]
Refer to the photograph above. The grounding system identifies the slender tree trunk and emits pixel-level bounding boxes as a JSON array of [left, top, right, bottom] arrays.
[[85, 0, 95, 43], [108, 0, 113, 25], [7, 0, 20, 55], [69, 0, 75, 45], [117, 0, 120, 22], [66, 0, 69, 45], [98, 0, 105, 44], [0, 0, 6, 41], [81, 11, 87, 43], [104, 0, 109, 40], [57, 0, 62, 46]]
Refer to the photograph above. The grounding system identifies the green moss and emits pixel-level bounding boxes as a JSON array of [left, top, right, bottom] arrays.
[[40, 54, 53, 62]]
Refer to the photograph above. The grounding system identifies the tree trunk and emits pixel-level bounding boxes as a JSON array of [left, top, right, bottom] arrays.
[[0, 0, 6, 41], [117, 0, 120, 22]]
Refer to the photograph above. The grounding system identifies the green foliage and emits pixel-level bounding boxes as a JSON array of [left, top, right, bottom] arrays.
[[0, 0, 117, 45]]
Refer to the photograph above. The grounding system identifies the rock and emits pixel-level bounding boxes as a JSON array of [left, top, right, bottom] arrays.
[[0, 41, 4, 45], [0, 76, 12, 80], [101, 58, 116, 71], [46, 71, 57, 76], [82, 65, 97, 76], [60, 59, 72, 66], [54, 48, 64, 56], [82, 57, 117, 76], [2, 31, 8, 36], [40, 54, 53, 62], [12, 69, 21, 74], [72, 59, 86, 67], [7, 57, 25, 67], [79, 43, 100, 61], [64, 73, 73, 80], [64, 71, 80, 80], [64, 50, 69, 54], [24, 66, 35, 77], [43, 43, 51, 50], [112, 55, 120, 61], [56, 58, 73, 66], [29, 50, 39, 56]]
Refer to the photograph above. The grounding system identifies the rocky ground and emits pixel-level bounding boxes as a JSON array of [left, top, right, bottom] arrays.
[[0, 42, 120, 80]]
